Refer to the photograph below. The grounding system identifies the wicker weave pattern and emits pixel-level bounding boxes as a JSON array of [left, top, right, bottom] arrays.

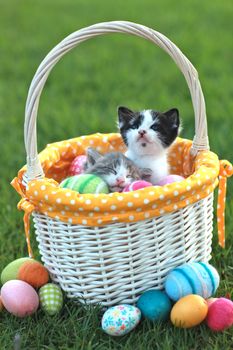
[[34, 194, 213, 306]]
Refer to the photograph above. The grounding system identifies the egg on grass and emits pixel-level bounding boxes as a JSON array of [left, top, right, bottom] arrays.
[[18, 261, 49, 288], [136, 290, 172, 321], [39, 283, 63, 316], [101, 304, 141, 336], [1, 257, 34, 285], [1, 280, 39, 317], [170, 294, 208, 328], [206, 298, 233, 331], [165, 261, 220, 301]]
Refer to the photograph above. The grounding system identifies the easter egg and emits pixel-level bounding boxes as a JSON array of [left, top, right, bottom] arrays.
[[1, 257, 35, 285], [123, 180, 153, 192], [157, 175, 184, 186], [136, 290, 172, 321], [165, 261, 220, 301], [60, 174, 109, 194], [69, 155, 87, 176], [39, 283, 63, 315], [206, 297, 218, 307], [0, 296, 4, 312], [18, 261, 49, 288], [1, 280, 39, 317], [101, 304, 141, 336], [171, 294, 208, 328], [206, 298, 233, 331]]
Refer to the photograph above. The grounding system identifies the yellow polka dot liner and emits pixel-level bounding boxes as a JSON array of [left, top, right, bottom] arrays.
[[12, 133, 232, 255]]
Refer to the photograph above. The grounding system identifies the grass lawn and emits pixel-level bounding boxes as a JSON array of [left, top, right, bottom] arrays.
[[0, 0, 233, 349]]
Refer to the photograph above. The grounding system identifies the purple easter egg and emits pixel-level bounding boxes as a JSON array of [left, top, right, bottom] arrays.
[[157, 175, 185, 186]]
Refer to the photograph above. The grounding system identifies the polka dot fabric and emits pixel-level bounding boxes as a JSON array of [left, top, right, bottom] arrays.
[[11, 133, 232, 251]]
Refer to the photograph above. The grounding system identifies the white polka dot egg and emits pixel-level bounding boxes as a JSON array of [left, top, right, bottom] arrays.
[[101, 304, 141, 336]]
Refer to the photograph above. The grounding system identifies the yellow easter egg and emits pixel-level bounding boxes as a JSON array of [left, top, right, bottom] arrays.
[[171, 294, 208, 328]]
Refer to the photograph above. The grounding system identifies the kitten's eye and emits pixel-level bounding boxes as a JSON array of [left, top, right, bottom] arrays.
[[109, 168, 117, 175], [105, 167, 117, 175], [130, 119, 142, 129], [131, 124, 138, 130], [150, 124, 157, 131], [126, 174, 132, 178]]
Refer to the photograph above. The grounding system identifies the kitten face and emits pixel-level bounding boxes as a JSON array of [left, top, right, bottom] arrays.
[[118, 106, 180, 156], [84, 148, 141, 192]]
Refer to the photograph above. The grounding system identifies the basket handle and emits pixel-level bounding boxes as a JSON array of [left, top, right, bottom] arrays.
[[24, 21, 209, 184]]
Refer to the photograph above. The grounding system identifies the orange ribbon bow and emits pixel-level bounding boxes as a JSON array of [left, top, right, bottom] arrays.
[[217, 160, 233, 248], [11, 177, 35, 258]]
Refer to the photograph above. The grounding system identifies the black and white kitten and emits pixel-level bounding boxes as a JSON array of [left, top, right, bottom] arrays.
[[84, 148, 148, 192], [118, 106, 180, 184]]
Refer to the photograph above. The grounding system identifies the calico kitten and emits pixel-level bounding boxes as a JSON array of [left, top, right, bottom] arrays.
[[118, 106, 180, 184], [84, 148, 148, 192]]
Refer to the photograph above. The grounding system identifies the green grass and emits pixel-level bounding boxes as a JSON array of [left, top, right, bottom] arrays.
[[0, 0, 233, 348]]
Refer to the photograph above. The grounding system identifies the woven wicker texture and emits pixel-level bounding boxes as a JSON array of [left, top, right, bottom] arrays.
[[34, 194, 213, 306]]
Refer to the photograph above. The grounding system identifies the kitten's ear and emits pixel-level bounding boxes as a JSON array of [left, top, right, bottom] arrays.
[[86, 147, 102, 166], [163, 108, 180, 129], [139, 168, 152, 181], [117, 106, 135, 126]]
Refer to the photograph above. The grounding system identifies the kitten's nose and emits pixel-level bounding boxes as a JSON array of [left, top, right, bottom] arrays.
[[116, 177, 125, 185], [138, 130, 146, 136]]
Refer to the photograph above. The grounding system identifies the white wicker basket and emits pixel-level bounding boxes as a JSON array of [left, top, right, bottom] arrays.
[[22, 21, 214, 306]]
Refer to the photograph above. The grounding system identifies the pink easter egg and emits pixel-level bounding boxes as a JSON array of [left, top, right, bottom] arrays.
[[1, 280, 39, 317], [206, 297, 218, 307], [69, 155, 87, 176], [123, 180, 153, 192], [157, 175, 185, 186], [206, 298, 233, 331]]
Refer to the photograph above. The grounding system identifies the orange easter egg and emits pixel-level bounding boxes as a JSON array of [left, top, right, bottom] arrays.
[[171, 294, 208, 328], [18, 261, 49, 288]]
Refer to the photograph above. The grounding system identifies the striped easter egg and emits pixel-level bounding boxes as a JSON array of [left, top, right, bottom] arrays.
[[165, 262, 220, 301], [60, 174, 109, 194]]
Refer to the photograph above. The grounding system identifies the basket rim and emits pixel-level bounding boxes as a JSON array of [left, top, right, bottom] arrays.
[[12, 134, 220, 227]]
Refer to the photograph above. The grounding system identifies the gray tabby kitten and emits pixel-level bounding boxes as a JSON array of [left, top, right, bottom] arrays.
[[84, 148, 150, 192]]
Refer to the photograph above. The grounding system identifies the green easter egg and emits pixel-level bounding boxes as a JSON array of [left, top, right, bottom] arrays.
[[1, 257, 35, 285], [39, 283, 63, 315], [60, 174, 109, 194]]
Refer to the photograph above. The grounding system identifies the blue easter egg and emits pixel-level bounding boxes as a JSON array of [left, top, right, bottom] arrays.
[[136, 290, 172, 321], [165, 262, 220, 301]]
